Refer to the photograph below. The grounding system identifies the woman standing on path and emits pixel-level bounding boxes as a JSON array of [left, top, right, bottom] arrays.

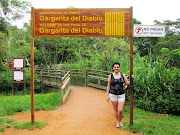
[[106, 62, 134, 128]]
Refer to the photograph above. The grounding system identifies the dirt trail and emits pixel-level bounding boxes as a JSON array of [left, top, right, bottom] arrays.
[[2, 87, 138, 135]]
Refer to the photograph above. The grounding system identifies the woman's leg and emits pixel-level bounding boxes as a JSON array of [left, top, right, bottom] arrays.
[[111, 101, 119, 126], [118, 101, 125, 126]]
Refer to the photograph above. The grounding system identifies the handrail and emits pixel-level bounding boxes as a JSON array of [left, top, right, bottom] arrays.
[[88, 68, 112, 74], [87, 72, 109, 77], [61, 71, 70, 84], [34, 67, 128, 104], [61, 71, 71, 105]]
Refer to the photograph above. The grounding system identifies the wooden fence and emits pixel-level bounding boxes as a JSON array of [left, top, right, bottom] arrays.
[[59, 68, 112, 90], [35, 67, 129, 103], [35, 67, 71, 104]]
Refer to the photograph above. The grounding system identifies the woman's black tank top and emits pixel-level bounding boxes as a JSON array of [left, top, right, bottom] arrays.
[[109, 73, 125, 95]]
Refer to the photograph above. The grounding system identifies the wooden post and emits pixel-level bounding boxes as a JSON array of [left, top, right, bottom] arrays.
[[48, 66, 50, 85], [61, 79, 63, 105], [61, 78, 63, 102], [12, 82, 14, 96], [24, 81, 26, 95], [85, 69, 89, 86], [130, 6, 133, 125], [24, 57, 25, 95], [30, 7, 35, 125], [56, 70, 57, 86], [12, 57, 14, 95], [98, 78, 100, 86], [40, 69, 42, 83]]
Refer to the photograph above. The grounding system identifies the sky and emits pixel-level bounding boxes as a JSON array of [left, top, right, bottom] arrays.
[[13, 0, 180, 28]]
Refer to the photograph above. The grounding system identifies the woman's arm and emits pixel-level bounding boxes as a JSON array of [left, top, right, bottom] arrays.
[[106, 75, 111, 102], [123, 74, 134, 86]]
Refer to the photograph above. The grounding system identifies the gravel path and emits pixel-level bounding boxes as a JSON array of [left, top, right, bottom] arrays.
[[2, 87, 138, 135]]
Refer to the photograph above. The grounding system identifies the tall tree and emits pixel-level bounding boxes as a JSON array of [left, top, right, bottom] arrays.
[[154, 18, 180, 67], [0, 0, 31, 60], [0, 0, 31, 25], [153, 18, 180, 53], [134, 18, 180, 59]]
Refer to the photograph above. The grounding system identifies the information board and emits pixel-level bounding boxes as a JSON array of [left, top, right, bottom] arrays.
[[14, 71, 24, 82], [14, 59, 24, 70], [34, 8, 131, 37]]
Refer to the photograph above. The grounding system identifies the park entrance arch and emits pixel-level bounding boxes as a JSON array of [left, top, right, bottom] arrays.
[[30, 7, 134, 125]]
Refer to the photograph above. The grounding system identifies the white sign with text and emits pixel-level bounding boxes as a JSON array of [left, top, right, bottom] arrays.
[[133, 25, 165, 37], [14, 71, 23, 81], [14, 59, 23, 69]]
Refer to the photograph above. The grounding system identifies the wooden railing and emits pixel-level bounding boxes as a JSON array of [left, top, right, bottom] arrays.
[[35, 67, 67, 87], [86, 69, 112, 90], [35, 67, 71, 104], [61, 71, 71, 105], [61, 68, 111, 90], [35, 67, 129, 103]]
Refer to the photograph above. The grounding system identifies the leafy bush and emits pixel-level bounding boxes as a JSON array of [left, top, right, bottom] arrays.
[[133, 55, 180, 115], [61, 54, 180, 115], [0, 69, 12, 94], [161, 48, 180, 68], [0, 67, 45, 95]]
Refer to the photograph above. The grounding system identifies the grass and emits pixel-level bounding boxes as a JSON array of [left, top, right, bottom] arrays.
[[122, 105, 180, 135], [0, 92, 180, 134], [13, 121, 47, 130], [0, 116, 47, 131], [0, 92, 60, 132], [0, 117, 15, 132], [0, 92, 61, 116]]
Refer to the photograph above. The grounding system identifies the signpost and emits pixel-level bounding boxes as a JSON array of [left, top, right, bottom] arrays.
[[31, 7, 134, 125], [12, 57, 26, 95], [133, 24, 165, 37]]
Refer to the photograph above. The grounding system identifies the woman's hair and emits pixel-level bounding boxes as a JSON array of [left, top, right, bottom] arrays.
[[112, 62, 120, 68]]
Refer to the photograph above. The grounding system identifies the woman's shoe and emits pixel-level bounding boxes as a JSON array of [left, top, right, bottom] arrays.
[[119, 123, 123, 127], [116, 123, 120, 128]]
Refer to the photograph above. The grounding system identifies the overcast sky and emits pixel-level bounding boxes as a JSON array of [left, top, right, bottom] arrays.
[[13, 0, 180, 28]]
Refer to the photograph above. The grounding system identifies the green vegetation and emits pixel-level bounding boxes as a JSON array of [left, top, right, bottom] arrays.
[[0, 0, 179, 134], [0, 117, 14, 132], [0, 92, 60, 116], [0, 4, 179, 115], [0, 116, 47, 132], [122, 105, 180, 135], [13, 121, 47, 130], [61, 54, 180, 115], [0, 92, 60, 132], [133, 55, 180, 115], [0, 67, 46, 95]]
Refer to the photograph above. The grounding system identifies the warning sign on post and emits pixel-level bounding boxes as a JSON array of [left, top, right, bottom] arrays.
[[133, 25, 165, 37]]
